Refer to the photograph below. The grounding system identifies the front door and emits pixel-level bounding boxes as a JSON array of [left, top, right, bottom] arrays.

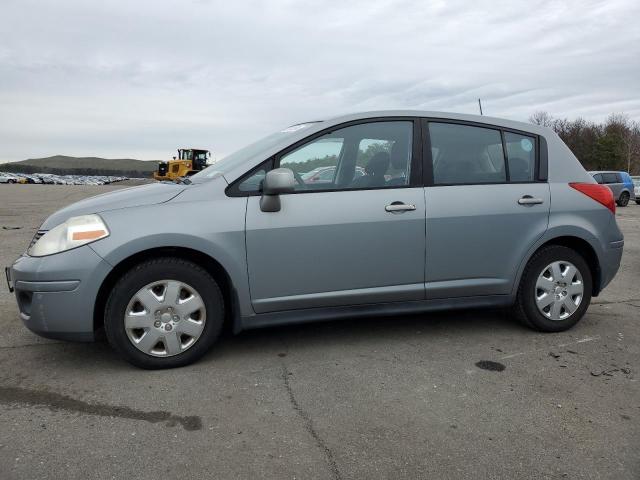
[[424, 121, 550, 298], [244, 119, 426, 313]]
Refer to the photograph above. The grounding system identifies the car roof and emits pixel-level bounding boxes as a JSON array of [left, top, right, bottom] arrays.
[[315, 110, 552, 136]]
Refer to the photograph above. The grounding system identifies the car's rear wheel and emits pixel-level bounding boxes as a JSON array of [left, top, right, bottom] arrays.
[[104, 257, 224, 369], [617, 192, 629, 207], [513, 245, 592, 332]]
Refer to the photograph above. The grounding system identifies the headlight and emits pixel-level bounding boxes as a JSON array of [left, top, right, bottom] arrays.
[[28, 214, 109, 257]]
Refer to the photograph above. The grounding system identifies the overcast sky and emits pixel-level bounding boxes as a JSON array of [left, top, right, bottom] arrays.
[[1, 0, 639, 162]]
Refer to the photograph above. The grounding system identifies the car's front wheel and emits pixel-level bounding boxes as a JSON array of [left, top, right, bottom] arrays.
[[513, 245, 592, 332], [104, 257, 224, 369]]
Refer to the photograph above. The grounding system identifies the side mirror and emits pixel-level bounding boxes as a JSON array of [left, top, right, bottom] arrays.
[[260, 168, 295, 212]]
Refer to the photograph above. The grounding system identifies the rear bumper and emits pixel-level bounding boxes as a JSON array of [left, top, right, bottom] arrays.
[[8, 246, 112, 342], [598, 239, 624, 293]]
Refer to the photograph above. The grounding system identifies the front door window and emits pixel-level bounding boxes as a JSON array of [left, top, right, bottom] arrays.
[[279, 121, 413, 191]]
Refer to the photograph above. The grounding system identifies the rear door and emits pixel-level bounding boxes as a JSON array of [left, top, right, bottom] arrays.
[[244, 119, 426, 313], [423, 120, 550, 298], [602, 172, 623, 198]]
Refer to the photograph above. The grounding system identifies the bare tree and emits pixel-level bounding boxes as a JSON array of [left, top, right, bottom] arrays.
[[529, 111, 555, 127]]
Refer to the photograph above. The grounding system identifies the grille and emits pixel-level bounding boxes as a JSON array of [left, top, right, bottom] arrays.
[[28, 230, 47, 250]]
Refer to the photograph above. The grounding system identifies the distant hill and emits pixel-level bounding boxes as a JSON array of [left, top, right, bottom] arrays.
[[0, 155, 161, 177]]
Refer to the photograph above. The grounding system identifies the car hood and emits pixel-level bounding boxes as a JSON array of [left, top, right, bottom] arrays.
[[41, 183, 186, 230]]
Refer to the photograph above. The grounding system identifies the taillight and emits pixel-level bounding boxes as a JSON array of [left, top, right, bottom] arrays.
[[569, 183, 615, 214]]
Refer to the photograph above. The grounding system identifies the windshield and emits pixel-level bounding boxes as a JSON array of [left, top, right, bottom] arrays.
[[192, 122, 321, 179]]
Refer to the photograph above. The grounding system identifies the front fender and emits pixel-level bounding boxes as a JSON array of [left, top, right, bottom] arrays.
[[89, 198, 253, 318]]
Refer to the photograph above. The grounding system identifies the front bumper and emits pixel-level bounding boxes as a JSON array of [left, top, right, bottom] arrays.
[[8, 245, 112, 342]]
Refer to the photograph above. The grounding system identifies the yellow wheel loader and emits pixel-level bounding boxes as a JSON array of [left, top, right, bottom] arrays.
[[153, 148, 210, 181]]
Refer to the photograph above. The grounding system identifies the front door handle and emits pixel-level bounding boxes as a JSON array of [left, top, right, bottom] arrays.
[[385, 202, 416, 213], [518, 195, 544, 205]]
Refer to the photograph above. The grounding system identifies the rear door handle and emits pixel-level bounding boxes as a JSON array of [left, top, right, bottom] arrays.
[[518, 195, 544, 205], [385, 202, 416, 213]]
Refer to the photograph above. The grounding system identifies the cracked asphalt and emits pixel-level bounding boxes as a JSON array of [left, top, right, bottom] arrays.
[[0, 185, 638, 479]]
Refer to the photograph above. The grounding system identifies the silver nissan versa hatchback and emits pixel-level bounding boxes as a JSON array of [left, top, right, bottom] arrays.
[[6, 111, 624, 369]]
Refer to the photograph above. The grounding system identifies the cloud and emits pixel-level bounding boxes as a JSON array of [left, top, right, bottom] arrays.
[[0, 0, 638, 161]]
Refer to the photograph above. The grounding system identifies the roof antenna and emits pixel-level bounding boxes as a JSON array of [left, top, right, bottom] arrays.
[[478, 98, 484, 115]]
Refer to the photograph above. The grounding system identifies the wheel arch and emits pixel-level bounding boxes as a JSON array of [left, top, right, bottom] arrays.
[[618, 189, 631, 202], [94, 246, 240, 336], [513, 234, 602, 298]]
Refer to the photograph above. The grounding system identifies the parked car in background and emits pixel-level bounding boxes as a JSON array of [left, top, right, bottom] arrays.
[[21, 174, 43, 184], [39, 175, 55, 184], [301, 166, 365, 185], [7, 111, 624, 369], [589, 171, 635, 207], [619, 172, 636, 205], [7, 173, 28, 184], [301, 166, 335, 184], [632, 176, 640, 205], [0, 173, 128, 185]]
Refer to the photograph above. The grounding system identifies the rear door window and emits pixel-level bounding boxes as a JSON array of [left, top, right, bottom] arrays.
[[603, 173, 619, 184], [429, 123, 506, 185]]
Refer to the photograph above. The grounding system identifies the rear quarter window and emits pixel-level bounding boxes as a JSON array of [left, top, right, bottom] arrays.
[[504, 132, 536, 182]]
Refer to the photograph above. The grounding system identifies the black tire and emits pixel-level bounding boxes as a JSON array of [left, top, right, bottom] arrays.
[[512, 245, 592, 332], [8, 179, 15, 184], [104, 257, 224, 369], [617, 192, 629, 207], [635, 199, 640, 205]]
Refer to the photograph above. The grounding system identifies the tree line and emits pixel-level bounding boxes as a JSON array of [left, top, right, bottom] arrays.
[[530, 112, 640, 174]]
